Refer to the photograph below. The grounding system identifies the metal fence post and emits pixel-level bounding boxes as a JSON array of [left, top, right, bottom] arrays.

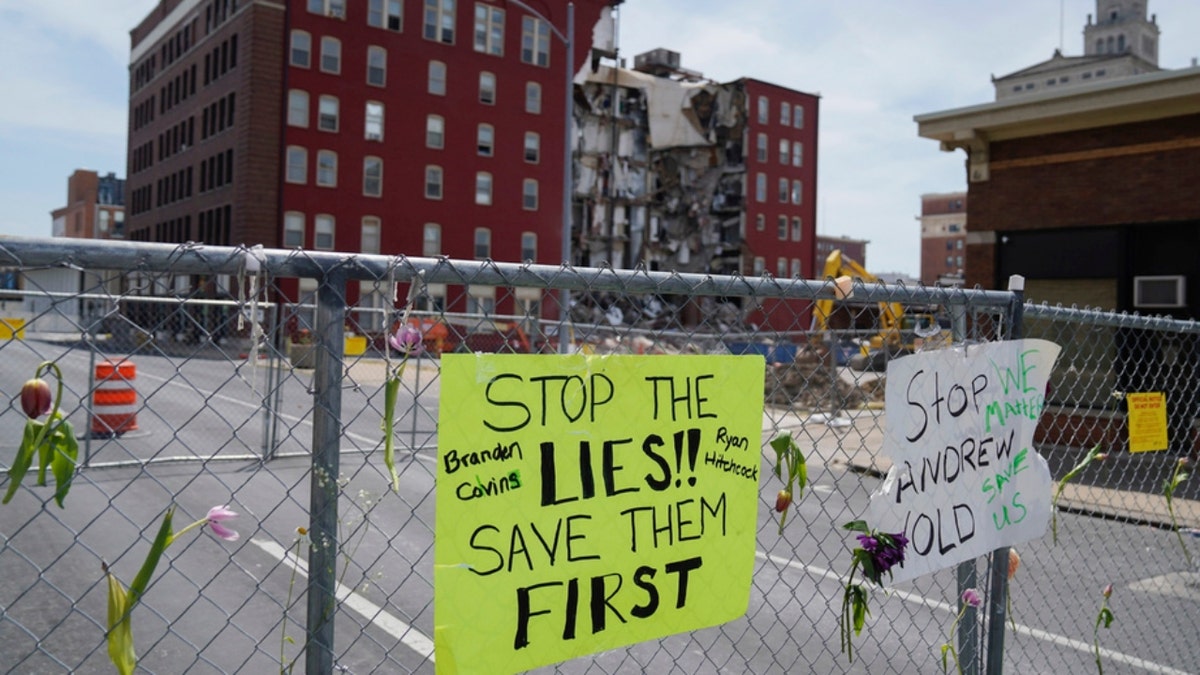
[[955, 292, 979, 675], [985, 274, 1025, 675], [306, 269, 347, 675]]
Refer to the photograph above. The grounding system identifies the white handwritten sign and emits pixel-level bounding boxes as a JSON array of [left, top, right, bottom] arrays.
[[867, 339, 1061, 584]]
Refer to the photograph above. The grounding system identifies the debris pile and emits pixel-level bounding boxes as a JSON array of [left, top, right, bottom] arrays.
[[764, 347, 886, 411]]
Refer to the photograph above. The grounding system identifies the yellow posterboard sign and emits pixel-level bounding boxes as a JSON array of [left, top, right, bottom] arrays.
[[434, 354, 765, 674], [1127, 391, 1168, 453]]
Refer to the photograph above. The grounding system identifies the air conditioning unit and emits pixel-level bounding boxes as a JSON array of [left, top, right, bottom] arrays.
[[1133, 275, 1186, 308]]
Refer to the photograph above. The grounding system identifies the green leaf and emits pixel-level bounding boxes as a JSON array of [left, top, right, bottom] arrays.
[[50, 420, 78, 508], [1099, 607, 1114, 629], [35, 420, 52, 487], [940, 644, 950, 673], [850, 585, 869, 633], [105, 568, 136, 675], [382, 375, 402, 493], [3, 423, 40, 504], [129, 506, 175, 605], [843, 519, 869, 533], [770, 433, 791, 480]]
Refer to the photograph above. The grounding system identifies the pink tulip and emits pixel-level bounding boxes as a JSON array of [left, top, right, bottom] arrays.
[[389, 326, 422, 354], [206, 505, 240, 541], [961, 588, 983, 608], [1102, 583, 1113, 599]]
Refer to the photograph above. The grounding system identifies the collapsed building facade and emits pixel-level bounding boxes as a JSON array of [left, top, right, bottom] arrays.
[[572, 48, 819, 328]]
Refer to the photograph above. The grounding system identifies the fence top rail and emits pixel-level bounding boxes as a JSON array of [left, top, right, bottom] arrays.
[[0, 236, 1016, 308], [1025, 300, 1200, 333]]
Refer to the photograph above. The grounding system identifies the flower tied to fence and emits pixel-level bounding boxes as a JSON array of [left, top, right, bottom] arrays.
[[1051, 444, 1106, 544], [4, 361, 78, 508], [941, 588, 983, 674], [769, 432, 808, 534], [839, 519, 908, 662], [1093, 583, 1116, 674], [104, 505, 240, 675], [1163, 457, 1192, 569]]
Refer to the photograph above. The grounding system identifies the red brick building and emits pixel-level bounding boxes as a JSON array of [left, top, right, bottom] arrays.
[[51, 169, 126, 240], [917, 191, 966, 285]]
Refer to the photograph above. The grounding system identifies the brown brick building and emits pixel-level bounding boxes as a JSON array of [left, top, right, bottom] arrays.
[[917, 192, 966, 285], [51, 169, 126, 240]]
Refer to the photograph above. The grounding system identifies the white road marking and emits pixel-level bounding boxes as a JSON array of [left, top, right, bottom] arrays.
[[249, 538, 436, 663], [756, 551, 1194, 675]]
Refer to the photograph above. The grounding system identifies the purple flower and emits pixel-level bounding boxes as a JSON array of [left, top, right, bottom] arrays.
[[857, 530, 907, 583], [962, 588, 983, 608], [206, 505, 240, 541], [389, 326, 422, 355]]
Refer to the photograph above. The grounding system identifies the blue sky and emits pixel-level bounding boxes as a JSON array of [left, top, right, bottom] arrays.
[[2, 0, 1199, 277]]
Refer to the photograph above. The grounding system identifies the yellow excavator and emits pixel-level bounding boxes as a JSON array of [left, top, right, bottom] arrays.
[[813, 249, 945, 371]]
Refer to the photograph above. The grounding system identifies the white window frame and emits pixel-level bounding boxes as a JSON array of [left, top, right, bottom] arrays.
[[475, 172, 493, 205], [791, 217, 802, 241], [778, 177, 788, 203], [425, 165, 443, 200], [320, 36, 341, 74], [363, 156, 382, 197], [521, 231, 537, 262], [316, 150, 337, 187], [474, 4, 504, 55], [474, 227, 491, 259], [361, 217, 381, 254], [791, 179, 802, 205], [791, 142, 803, 167], [778, 139, 789, 164], [477, 123, 494, 156], [424, 0, 455, 44], [426, 114, 445, 149], [521, 15, 550, 66], [756, 133, 767, 162], [755, 173, 766, 202], [757, 95, 769, 124], [793, 105, 804, 128], [284, 211, 305, 248], [777, 216, 787, 240], [525, 81, 541, 114], [290, 30, 311, 68], [287, 89, 309, 127], [318, 95, 339, 132], [423, 223, 441, 256], [314, 214, 335, 251], [479, 71, 496, 104], [524, 132, 539, 163], [780, 101, 790, 126], [286, 145, 307, 184], [368, 0, 402, 31], [522, 179, 538, 210], [366, 46, 386, 86], [365, 101, 384, 141], [428, 60, 447, 95]]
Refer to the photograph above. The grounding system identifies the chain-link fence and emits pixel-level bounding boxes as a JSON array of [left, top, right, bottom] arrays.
[[1, 236, 1197, 674]]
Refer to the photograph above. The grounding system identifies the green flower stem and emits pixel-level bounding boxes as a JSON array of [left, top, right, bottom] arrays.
[[1094, 594, 1114, 675], [281, 534, 304, 674], [941, 605, 969, 674], [1164, 461, 1193, 569], [1052, 444, 1103, 544]]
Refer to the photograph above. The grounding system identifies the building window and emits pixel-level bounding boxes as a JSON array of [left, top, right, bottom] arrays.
[[309, 0, 345, 18], [793, 106, 804, 128], [314, 214, 335, 250], [362, 101, 383, 141], [474, 227, 491, 259], [755, 214, 765, 231], [423, 223, 441, 255], [363, 156, 382, 197], [479, 71, 496, 104], [475, 172, 493, 205], [521, 231, 536, 261], [791, 142, 803, 167], [320, 37, 341, 74], [286, 146, 307, 183], [425, 165, 443, 199], [428, 60, 447, 95], [426, 115, 444, 148], [956, 239, 964, 249], [757, 95, 769, 124], [290, 31, 311, 68], [287, 89, 309, 127], [776, 257, 787, 277], [753, 257, 765, 275], [778, 178, 788, 203], [467, 290, 495, 316], [284, 212, 305, 247], [777, 216, 787, 240], [791, 217, 802, 241], [778, 139, 789, 164], [522, 179, 538, 210], [361, 217, 381, 254], [791, 179, 802, 205], [316, 150, 337, 186], [424, 0, 455, 44], [780, 101, 790, 126], [368, 0, 402, 30], [477, 124, 494, 156], [367, 46, 386, 86], [318, 95, 339, 132], [791, 259, 801, 278], [474, 4, 504, 55], [755, 173, 766, 202], [525, 82, 541, 113], [521, 16, 550, 66], [756, 133, 767, 162], [524, 132, 540, 162]]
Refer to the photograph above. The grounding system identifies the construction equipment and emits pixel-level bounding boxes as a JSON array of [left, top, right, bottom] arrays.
[[813, 249, 946, 371]]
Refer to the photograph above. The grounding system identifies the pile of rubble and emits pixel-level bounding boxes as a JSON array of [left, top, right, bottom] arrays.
[[764, 346, 886, 411]]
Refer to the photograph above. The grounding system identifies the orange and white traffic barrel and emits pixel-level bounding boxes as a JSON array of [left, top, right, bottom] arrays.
[[91, 359, 138, 436]]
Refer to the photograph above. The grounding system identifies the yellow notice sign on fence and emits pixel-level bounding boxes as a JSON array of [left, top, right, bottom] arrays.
[[434, 354, 765, 674], [1127, 391, 1169, 453]]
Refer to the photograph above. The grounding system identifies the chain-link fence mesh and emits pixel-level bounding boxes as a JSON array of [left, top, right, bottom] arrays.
[[1, 237, 1197, 674]]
